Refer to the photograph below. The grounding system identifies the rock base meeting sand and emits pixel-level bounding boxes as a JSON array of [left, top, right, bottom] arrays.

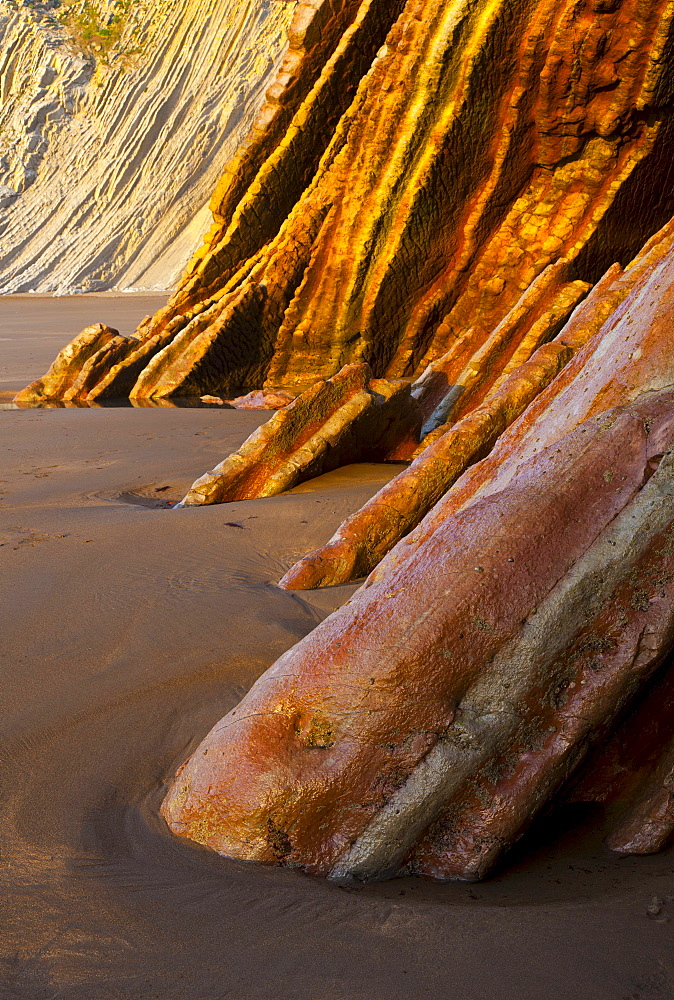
[[1, 297, 674, 999]]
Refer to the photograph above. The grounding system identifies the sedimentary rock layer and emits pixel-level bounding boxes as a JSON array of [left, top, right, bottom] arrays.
[[279, 339, 573, 588], [161, 217, 674, 879], [12, 0, 674, 884], [169, 255, 588, 511], [171, 214, 674, 590], [17, 0, 674, 397], [162, 388, 674, 879], [178, 363, 420, 506], [0, 0, 295, 292], [281, 216, 674, 588]]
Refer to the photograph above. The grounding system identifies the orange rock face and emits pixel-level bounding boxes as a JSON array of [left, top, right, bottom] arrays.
[[16, 0, 674, 880], [15, 0, 674, 407], [281, 216, 674, 587], [178, 363, 420, 506], [280, 338, 573, 588], [162, 211, 674, 879], [163, 383, 674, 878]]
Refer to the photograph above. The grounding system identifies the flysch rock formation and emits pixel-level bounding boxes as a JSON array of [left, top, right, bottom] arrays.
[[0, 0, 296, 293], [162, 238, 674, 880], [15, 0, 674, 880], [17, 0, 674, 392]]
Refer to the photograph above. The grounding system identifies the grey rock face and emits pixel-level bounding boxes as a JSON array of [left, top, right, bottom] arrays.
[[0, 0, 295, 293]]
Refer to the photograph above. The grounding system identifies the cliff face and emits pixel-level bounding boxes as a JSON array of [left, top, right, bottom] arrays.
[[19, 0, 674, 400], [14, 0, 674, 880], [0, 0, 295, 293]]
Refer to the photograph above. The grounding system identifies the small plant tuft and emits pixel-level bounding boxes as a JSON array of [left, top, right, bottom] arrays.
[[55, 0, 134, 63]]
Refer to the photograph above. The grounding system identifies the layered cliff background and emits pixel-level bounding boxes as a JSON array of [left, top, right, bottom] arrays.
[[0, 0, 295, 293], [4, 1, 674, 991]]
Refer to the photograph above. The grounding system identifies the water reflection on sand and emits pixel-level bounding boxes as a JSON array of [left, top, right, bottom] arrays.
[[1, 395, 234, 410]]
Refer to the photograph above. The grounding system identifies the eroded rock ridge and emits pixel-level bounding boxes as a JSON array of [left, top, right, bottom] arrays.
[[0, 0, 295, 292], [16, 0, 674, 879]]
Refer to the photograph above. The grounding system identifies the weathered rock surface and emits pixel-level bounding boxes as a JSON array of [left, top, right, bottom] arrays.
[[0, 0, 295, 293], [15, 0, 674, 881], [281, 217, 674, 587], [17, 0, 674, 396], [572, 660, 674, 857], [280, 339, 572, 588], [16, 322, 121, 403], [226, 389, 297, 410], [162, 384, 674, 879], [178, 363, 419, 505], [162, 216, 674, 879]]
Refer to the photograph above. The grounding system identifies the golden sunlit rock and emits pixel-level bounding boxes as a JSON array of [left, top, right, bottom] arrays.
[[16, 0, 674, 882], [163, 246, 674, 878], [17, 0, 674, 402]]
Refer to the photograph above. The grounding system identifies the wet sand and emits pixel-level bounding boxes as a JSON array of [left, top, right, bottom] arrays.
[[0, 292, 168, 398], [1, 297, 674, 999]]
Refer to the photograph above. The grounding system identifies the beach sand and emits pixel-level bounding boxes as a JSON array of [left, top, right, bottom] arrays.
[[1, 296, 673, 999]]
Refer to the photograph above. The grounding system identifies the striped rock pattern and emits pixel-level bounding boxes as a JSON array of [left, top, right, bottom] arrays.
[[0, 0, 295, 293], [280, 217, 674, 587], [12, 0, 674, 880], [162, 222, 674, 881], [16, 0, 674, 397], [177, 363, 420, 506]]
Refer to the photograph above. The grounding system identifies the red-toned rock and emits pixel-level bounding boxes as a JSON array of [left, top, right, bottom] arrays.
[[226, 389, 297, 410], [161, 210, 674, 879], [13, 0, 674, 885], [407, 482, 674, 880], [178, 364, 420, 506], [162, 389, 674, 879], [281, 217, 674, 588], [606, 740, 674, 856], [363, 219, 674, 590]]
